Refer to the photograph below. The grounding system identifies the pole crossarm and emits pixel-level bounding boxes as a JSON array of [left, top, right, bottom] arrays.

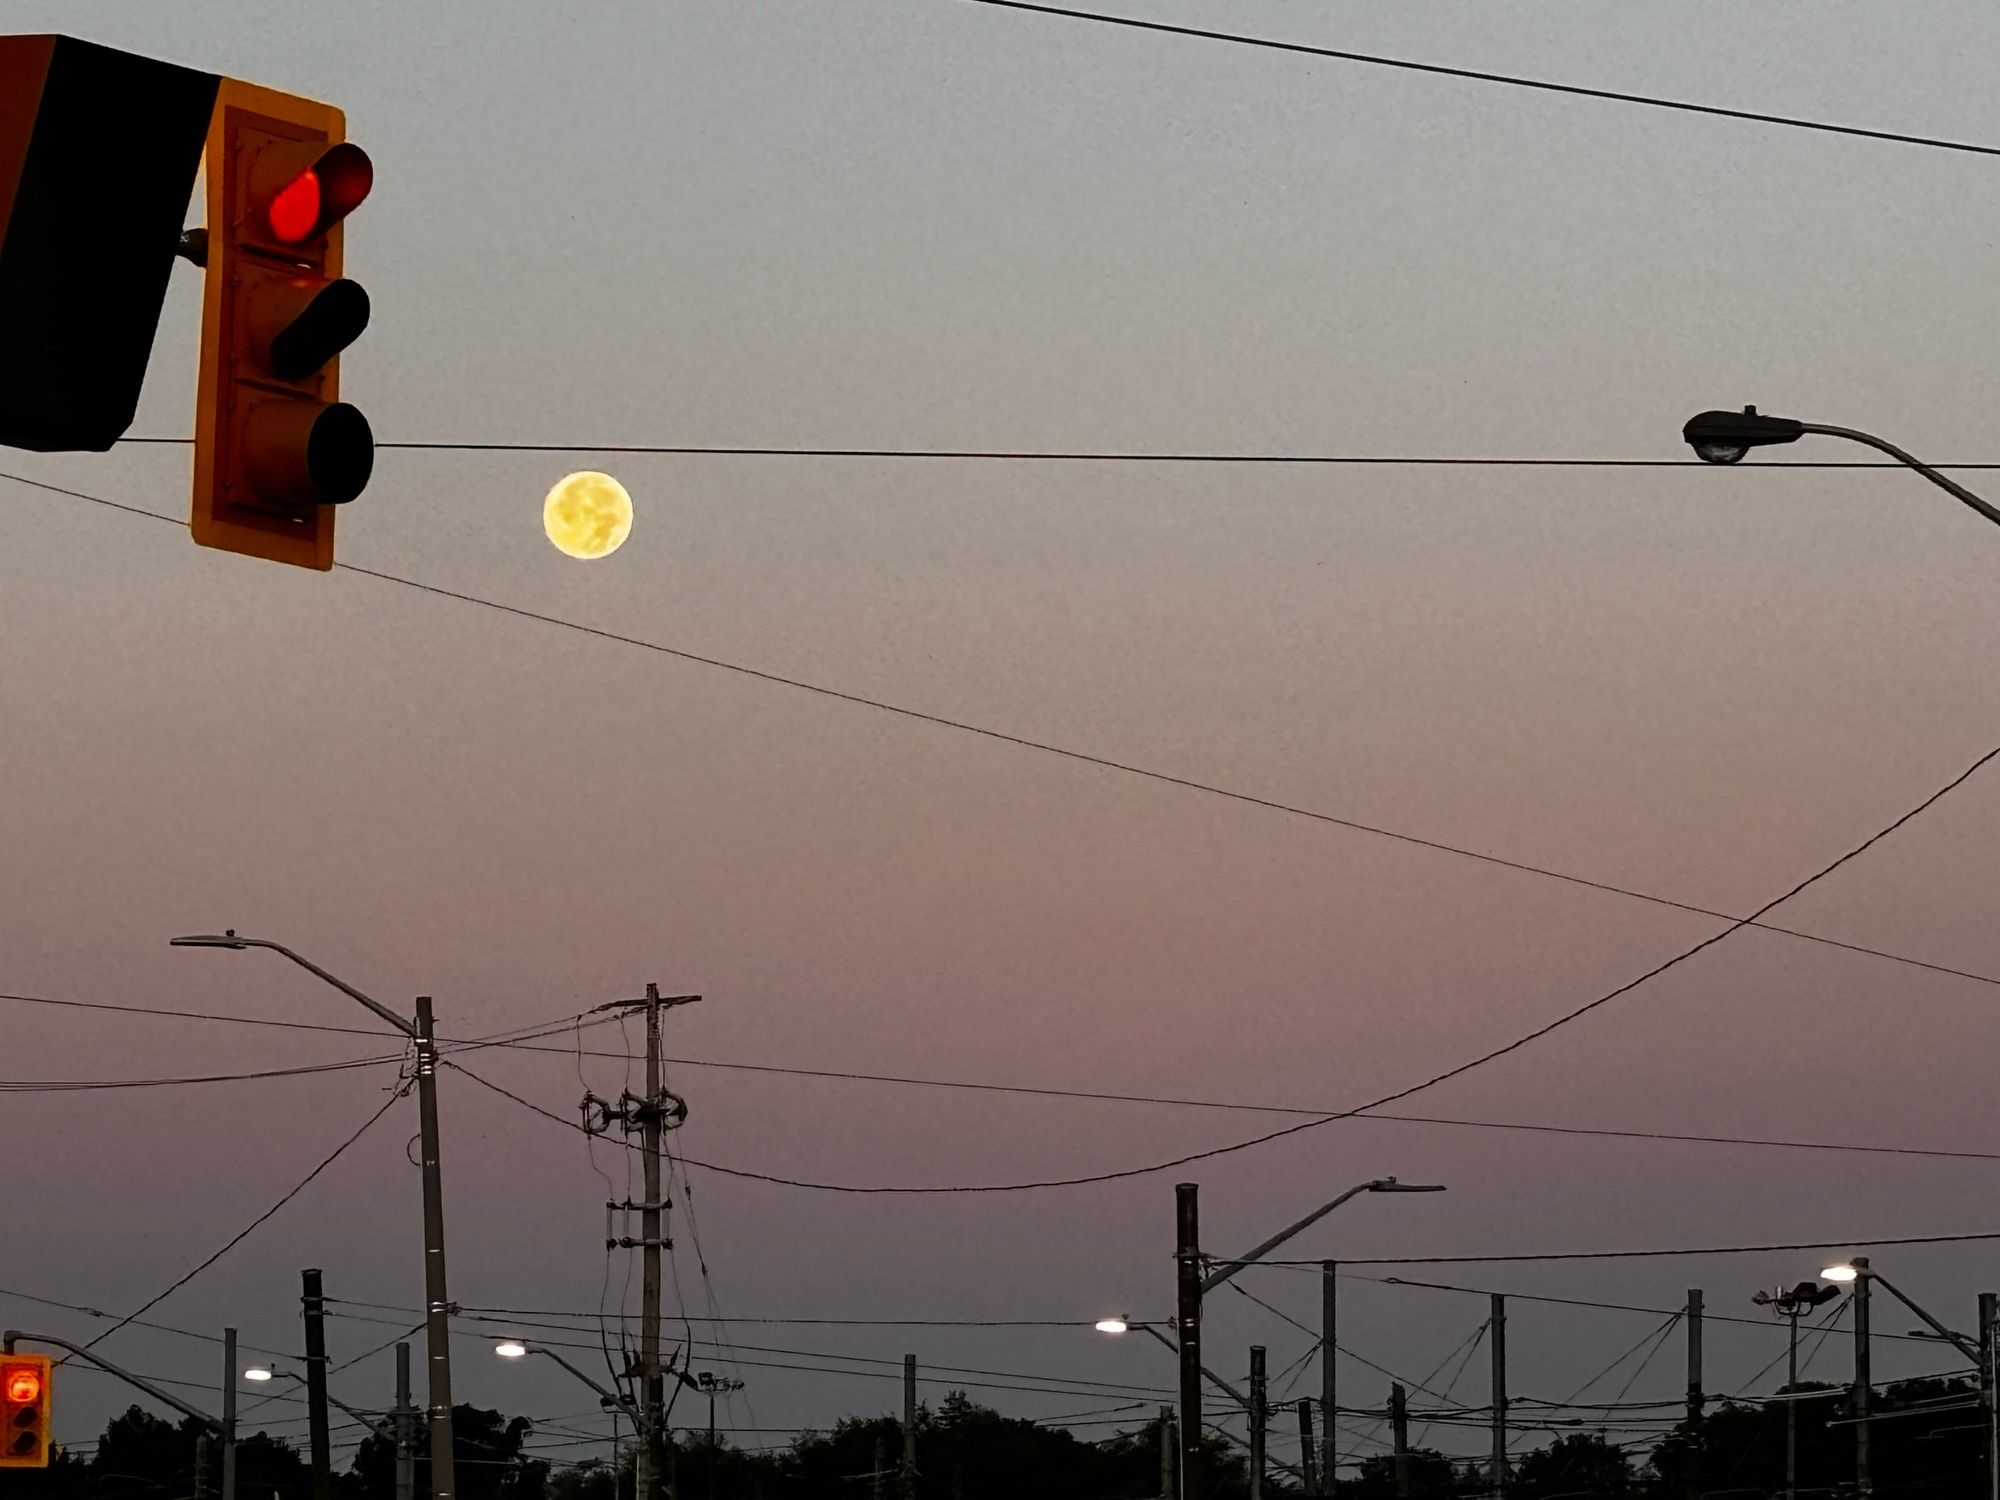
[[5, 1330, 226, 1436]]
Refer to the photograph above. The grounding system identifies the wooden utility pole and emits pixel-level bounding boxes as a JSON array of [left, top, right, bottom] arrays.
[[901, 1355, 918, 1499], [1489, 1294, 1507, 1500], [1320, 1262, 1336, 1497], [1248, 1346, 1266, 1500], [394, 1343, 416, 1500], [1685, 1288, 1705, 1500], [1297, 1401, 1317, 1496], [1159, 1408, 1175, 1500]]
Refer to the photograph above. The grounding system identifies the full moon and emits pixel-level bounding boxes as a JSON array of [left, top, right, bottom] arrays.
[[542, 471, 633, 560]]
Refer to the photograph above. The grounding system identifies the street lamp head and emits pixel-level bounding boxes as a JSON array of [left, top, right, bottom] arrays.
[[1368, 1178, 1447, 1193], [1683, 406, 1805, 465], [241, 1365, 274, 1382], [170, 931, 250, 949], [1821, 1263, 1861, 1283], [494, 1341, 529, 1359], [1094, 1317, 1130, 1335]]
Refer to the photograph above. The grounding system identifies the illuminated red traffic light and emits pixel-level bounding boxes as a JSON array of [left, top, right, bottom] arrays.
[[3, 1372, 38, 1405], [0, 1356, 51, 1469], [268, 169, 320, 242]]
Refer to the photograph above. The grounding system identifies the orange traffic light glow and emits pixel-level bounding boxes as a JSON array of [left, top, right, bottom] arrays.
[[267, 168, 319, 242], [3, 1370, 39, 1405]]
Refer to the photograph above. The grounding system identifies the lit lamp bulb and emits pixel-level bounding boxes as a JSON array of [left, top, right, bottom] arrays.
[[243, 1367, 274, 1382], [494, 1342, 529, 1359], [1821, 1264, 1860, 1283], [1094, 1318, 1130, 1335]]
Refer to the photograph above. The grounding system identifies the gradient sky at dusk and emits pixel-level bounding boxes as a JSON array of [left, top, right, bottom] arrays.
[[8, 0, 2000, 1475]]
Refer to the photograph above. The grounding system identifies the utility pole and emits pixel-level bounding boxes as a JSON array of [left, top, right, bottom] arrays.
[[1685, 1288, 1704, 1500], [1489, 1294, 1507, 1500], [1320, 1261, 1336, 1498], [872, 1436, 885, 1500], [1785, 1303, 1799, 1500], [395, 1343, 416, 1500], [221, 1328, 237, 1500], [196, 1432, 212, 1500], [1248, 1346, 1266, 1500], [1176, 1184, 1203, 1500], [1853, 1258, 1872, 1500], [1159, 1407, 1175, 1500], [901, 1354, 918, 1500], [412, 995, 458, 1500], [1297, 1401, 1317, 1497], [1982, 1292, 1998, 1500], [590, 985, 699, 1500], [1391, 1383, 1410, 1500], [303, 1269, 333, 1500]]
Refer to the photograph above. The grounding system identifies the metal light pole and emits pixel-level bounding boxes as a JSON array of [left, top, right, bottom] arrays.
[[172, 932, 456, 1500], [1682, 407, 2000, 530], [1155, 1177, 1445, 1500]]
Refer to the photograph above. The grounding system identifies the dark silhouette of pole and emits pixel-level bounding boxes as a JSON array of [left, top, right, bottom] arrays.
[[1391, 1383, 1410, 1500], [1176, 1184, 1203, 1500], [1297, 1401, 1317, 1496], [1489, 1294, 1507, 1500], [1249, 1345, 1266, 1500], [1853, 1259, 1872, 1500], [303, 1270, 332, 1500], [1320, 1262, 1336, 1496]]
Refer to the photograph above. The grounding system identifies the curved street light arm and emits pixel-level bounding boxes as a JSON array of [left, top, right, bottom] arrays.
[[527, 1346, 645, 1424], [1798, 423, 2000, 531], [6, 1331, 225, 1437], [1202, 1179, 1444, 1295], [169, 935, 415, 1037], [1860, 1272, 1981, 1366]]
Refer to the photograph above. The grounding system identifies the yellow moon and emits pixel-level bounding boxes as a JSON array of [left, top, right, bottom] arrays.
[[542, 471, 633, 560]]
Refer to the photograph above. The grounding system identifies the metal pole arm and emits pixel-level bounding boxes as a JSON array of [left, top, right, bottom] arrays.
[[6, 1331, 225, 1436], [530, 1347, 646, 1422], [1132, 1323, 1253, 1413], [1203, 1180, 1443, 1295], [1864, 1273, 1981, 1365], [1799, 423, 2000, 531], [168, 935, 415, 1037]]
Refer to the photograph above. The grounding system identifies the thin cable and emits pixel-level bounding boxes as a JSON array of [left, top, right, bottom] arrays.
[[1412, 1323, 1491, 1449], [0, 1286, 299, 1361], [20, 986, 2000, 1168], [1559, 1315, 1682, 1409], [112, 436, 2000, 467], [451, 740, 2000, 1191], [19, 475, 2000, 1188], [1264, 1227, 2000, 1266], [79, 1088, 404, 1352], [966, 1, 2000, 160], [15, 471, 2000, 1011]]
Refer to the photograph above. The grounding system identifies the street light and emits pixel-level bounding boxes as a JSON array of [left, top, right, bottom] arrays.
[[1681, 406, 2000, 530], [172, 930, 457, 1500], [1162, 1176, 1445, 1500], [246, 1359, 418, 1500], [1754, 1281, 1842, 1500]]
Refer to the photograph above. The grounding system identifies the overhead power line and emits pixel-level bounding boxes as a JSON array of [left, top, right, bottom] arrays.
[[14, 986, 2000, 1169], [79, 1088, 405, 1354], [965, 0, 2000, 160], [12, 469, 2000, 1012], [451, 740, 1999, 1191], [114, 436, 2000, 466], [14, 474, 1999, 1190]]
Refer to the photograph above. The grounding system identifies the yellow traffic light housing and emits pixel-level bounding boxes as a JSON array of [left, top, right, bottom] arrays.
[[0, 1354, 51, 1468], [192, 79, 373, 570]]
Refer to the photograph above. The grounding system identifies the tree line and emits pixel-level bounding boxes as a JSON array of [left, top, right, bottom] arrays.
[[3, 1378, 1989, 1500]]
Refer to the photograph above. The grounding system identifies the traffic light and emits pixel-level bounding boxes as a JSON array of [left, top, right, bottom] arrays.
[[0, 35, 217, 451], [192, 79, 373, 570], [0, 1354, 51, 1468]]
